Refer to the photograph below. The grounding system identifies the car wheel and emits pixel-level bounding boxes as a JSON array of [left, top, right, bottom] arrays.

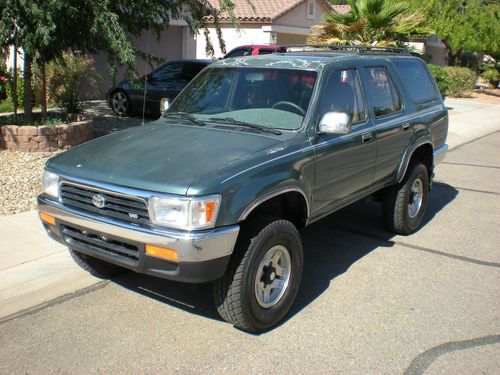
[[69, 249, 125, 278], [111, 90, 130, 116], [213, 216, 303, 332], [383, 161, 429, 235]]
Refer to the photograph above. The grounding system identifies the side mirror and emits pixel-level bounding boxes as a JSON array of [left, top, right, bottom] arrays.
[[318, 112, 351, 135], [160, 98, 170, 114]]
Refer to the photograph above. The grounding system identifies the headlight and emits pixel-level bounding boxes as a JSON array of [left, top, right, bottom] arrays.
[[149, 195, 221, 230], [42, 170, 60, 198]]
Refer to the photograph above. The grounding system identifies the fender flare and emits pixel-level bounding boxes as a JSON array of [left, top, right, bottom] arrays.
[[238, 186, 310, 222], [396, 139, 434, 183]]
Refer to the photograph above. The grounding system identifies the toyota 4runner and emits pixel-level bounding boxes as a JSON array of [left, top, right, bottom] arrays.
[[38, 46, 448, 332]]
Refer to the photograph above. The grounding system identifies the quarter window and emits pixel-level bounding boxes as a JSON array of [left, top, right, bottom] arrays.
[[392, 59, 439, 103], [365, 67, 402, 117], [319, 69, 366, 124]]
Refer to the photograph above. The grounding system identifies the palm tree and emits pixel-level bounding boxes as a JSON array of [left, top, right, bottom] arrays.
[[309, 0, 431, 46]]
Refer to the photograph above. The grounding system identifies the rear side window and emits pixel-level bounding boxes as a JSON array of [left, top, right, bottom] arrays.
[[258, 49, 275, 55], [365, 66, 402, 118], [392, 59, 438, 103], [225, 48, 253, 58]]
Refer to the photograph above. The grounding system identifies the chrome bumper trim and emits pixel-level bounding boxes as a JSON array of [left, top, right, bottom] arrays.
[[38, 196, 239, 263], [433, 144, 448, 165]]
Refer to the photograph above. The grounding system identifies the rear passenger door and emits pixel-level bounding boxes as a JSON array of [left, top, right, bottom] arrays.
[[362, 65, 411, 184]]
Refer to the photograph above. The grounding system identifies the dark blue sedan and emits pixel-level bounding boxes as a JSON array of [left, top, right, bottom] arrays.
[[107, 59, 211, 117]]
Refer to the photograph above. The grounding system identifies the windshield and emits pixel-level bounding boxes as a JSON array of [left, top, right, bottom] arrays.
[[168, 67, 317, 130]]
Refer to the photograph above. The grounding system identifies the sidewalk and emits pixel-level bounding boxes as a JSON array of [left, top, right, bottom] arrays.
[[1, 98, 499, 320]]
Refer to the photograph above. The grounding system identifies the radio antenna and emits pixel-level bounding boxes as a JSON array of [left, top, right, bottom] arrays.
[[141, 22, 151, 126]]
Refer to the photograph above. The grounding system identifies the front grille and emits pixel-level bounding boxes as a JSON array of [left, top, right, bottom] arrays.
[[62, 225, 140, 262], [60, 183, 150, 227]]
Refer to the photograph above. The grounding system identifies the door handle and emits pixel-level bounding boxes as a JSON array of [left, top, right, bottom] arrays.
[[402, 123, 411, 131], [362, 132, 373, 143]]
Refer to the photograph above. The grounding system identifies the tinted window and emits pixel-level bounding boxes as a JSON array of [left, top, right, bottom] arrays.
[[319, 69, 366, 124], [392, 59, 438, 103], [150, 63, 184, 82], [258, 49, 275, 55], [225, 48, 253, 58], [365, 67, 402, 117]]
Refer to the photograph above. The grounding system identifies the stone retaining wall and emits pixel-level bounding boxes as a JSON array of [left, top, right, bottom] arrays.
[[0, 120, 93, 151]]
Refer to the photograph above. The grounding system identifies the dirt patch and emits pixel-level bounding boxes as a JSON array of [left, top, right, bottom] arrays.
[[467, 89, 500, 105]]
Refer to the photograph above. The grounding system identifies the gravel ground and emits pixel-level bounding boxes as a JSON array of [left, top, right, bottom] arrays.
[[0, 150, 57, 215], [0, 101, 153, 216]]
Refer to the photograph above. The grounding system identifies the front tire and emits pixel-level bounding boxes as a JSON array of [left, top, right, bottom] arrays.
[[70, 249, 125, 278], [383, 161, 430, 235], [213, 216, 303, 332]]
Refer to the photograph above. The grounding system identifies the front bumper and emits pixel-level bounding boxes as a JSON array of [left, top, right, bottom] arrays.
[[38, 195, 239, 283]]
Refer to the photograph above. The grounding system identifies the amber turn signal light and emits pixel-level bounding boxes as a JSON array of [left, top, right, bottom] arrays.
[[145, 244, 179, 262], [39, 211, 56, 226]]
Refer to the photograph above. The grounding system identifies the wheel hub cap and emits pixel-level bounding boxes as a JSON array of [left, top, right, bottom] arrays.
[[408, 177, 423, 219], [255, 245, 291, 308]]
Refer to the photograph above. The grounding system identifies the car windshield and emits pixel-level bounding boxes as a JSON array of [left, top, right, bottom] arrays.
[[168, 67, 317, 131]]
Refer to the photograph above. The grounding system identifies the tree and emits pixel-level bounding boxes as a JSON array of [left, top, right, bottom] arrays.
[[410, 0, 500, 65], [309, 0, 431, 46], [0, 0, 244, 121]]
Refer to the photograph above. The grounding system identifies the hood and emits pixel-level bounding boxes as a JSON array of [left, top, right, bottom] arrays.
[[46, 122, 284, 195]]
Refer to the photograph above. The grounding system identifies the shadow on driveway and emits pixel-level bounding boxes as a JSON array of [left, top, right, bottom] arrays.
[[111, 183, 459, 331]]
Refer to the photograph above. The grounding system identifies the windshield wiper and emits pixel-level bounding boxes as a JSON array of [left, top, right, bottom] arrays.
[[209, 117, 282, 135], [163, 112, 205, 127]]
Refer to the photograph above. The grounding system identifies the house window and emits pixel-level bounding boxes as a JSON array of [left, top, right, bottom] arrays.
[[307, 0, 315, 20]]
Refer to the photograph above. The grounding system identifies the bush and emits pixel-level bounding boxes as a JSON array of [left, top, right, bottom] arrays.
[[427, 65, 477, 98], [428, 64, 450, 97], [444, 67, 477, 97], [483, 69, 499, 88], [47, 51, 100, 115]]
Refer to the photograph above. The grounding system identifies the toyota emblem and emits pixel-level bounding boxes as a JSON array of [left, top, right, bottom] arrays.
[[92, 194, 106, 208]]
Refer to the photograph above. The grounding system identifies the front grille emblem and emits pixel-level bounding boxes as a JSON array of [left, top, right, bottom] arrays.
[[92, 194, 106, 208]]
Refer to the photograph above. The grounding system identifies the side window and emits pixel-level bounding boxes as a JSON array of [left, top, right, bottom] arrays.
[[258, 49, 275, 55], [365, 66, 402, 117], [392, 59, 439, 103], [225, 48, 253, 58], [150, 63, 183, 82], [319, 69, 366, 124]]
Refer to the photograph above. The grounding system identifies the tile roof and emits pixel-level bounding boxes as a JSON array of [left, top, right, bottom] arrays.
[[207, 0, 331, 22], [331, 4, 351, 15]]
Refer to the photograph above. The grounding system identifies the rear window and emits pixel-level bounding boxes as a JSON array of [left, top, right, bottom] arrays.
[[392, 59, 438, 103]]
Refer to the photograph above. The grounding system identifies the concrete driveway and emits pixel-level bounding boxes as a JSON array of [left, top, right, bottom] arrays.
[[0, 99, 499, 374]]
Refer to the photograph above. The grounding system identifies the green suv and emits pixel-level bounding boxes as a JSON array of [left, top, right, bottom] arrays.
[[38, 47, 448, 332]]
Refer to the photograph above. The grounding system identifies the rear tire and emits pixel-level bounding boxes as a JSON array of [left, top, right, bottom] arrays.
[[213, 216, 303, 332], [383, 161, 429, 235], [70, 249, 125, 278]]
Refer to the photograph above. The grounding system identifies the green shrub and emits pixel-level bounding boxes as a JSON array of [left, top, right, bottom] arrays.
[[48, 51, 100, 115], [427, 64, 450, 97], [444, 66, 477, 97], [483, 69, 499, 88]]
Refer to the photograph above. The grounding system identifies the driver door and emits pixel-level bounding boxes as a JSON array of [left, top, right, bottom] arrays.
[[311, 68, 376, 216]]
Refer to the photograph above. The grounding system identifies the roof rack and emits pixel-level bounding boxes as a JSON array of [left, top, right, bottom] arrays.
[[276, 44, 409, 55]]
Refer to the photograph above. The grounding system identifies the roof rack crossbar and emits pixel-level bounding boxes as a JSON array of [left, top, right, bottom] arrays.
[[276, 44, 409, 55]]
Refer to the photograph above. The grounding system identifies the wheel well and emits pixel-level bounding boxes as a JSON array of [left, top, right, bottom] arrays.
[[409, 143, 433, 178], [245, 192, 308, 230]]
